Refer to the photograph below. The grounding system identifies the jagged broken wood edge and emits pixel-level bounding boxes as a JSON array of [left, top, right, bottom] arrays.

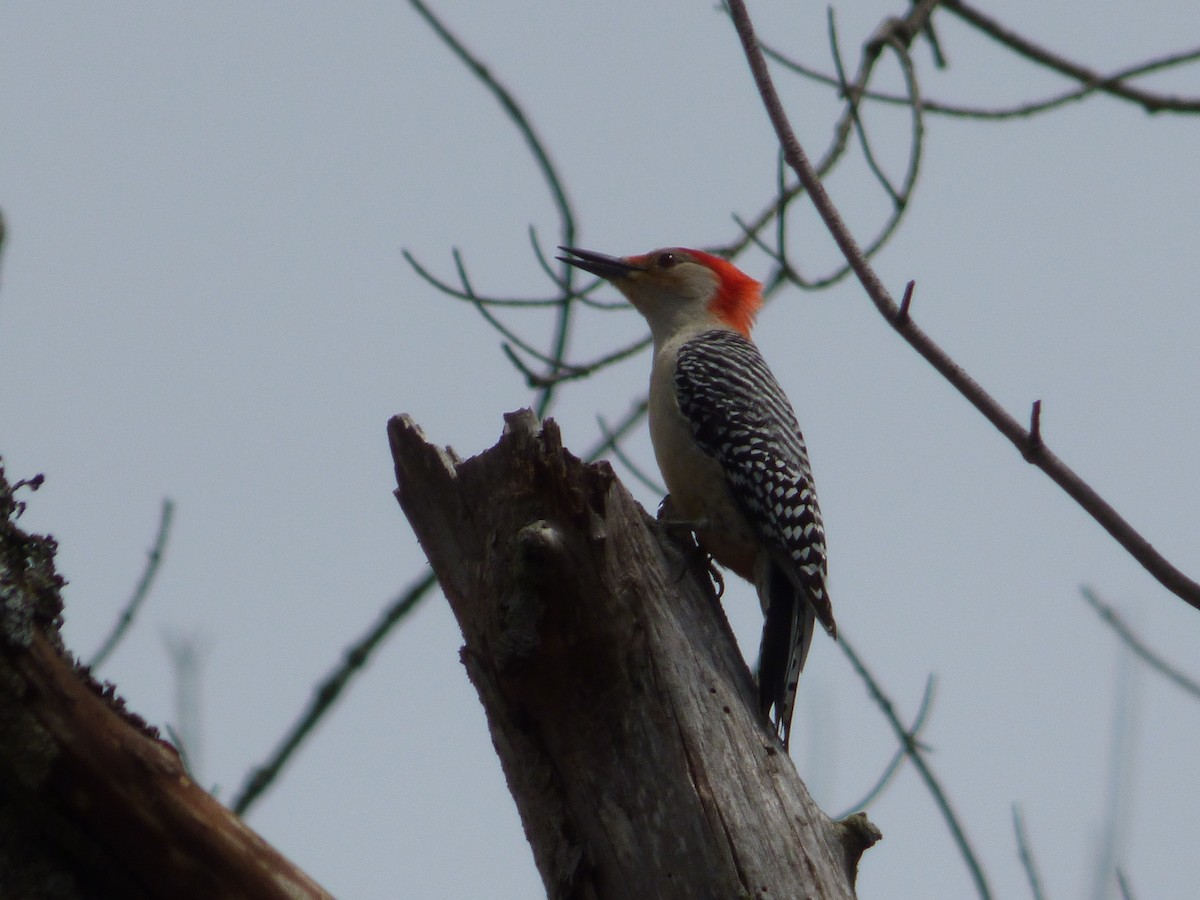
[[388, 409, 879, 899]]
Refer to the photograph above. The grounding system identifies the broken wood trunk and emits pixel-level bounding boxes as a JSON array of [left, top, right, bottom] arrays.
[[389, 410, 877, 900]]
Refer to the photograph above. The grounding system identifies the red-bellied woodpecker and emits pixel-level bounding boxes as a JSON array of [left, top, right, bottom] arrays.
[[559, 245, 836, 748]]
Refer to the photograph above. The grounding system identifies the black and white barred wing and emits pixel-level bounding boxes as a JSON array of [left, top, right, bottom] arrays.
[[674, 329, 835, 634]]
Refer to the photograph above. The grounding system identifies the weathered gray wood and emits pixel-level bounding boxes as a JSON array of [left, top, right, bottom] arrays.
[[389, 409, 878, 900]]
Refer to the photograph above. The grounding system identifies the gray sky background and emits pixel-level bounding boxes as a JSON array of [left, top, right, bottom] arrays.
[[3, 3, 1199, 898]]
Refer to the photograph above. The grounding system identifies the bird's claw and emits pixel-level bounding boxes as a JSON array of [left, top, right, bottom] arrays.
[[657, 494, 723, 596]]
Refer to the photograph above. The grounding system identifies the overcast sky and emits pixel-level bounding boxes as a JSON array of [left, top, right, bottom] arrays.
[[3, 3, 1199, 898]]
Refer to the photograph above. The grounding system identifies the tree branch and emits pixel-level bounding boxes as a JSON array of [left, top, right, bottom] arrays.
[[838, 635, 992, 899], [725, 0, 1200, 612], [405, 0, 578, 418], [1082, 586, 1200, 701], [1012, 806, 1047, 900], [942, 1, 1200, 113], [233, 570, 439, 816], [89, 497, 174, 670], [763, 41, 1200, 120], [389, 410, 880, 899]]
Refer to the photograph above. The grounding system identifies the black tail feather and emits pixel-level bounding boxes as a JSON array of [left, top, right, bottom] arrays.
[[757, 563, 817, 749]]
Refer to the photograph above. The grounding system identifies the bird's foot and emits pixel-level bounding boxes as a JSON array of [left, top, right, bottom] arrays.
[[656, 495, 723, 597]]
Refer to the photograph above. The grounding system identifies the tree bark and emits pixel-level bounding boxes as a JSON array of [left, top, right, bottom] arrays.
[[0, 467, 332, 900], [389, 409, 879, 900]]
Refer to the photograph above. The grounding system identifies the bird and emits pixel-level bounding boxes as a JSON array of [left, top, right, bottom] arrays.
[[558, 245, 835, 748]]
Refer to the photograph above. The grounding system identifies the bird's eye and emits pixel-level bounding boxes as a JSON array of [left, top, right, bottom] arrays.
[[656, 252, 678, 269]]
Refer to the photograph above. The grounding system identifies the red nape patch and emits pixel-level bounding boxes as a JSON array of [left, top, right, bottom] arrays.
[[686, 249, 762, 337]]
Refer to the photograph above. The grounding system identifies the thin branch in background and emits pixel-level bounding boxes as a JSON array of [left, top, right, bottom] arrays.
[[1012, 806, 1047, 900], [403, 1, 659, 399], [828, 10, 903, 207], [409, 240, 643, 389], [837, 633, 992, 900], [474, 302, 573, 379], [233, 570, 438, 816], [414, 247, 650, 389], [720, 0, 943, 277], [763, 42, 1200, 121], [736, 150, 805, 292], [444, 249, 579, 379], [726, 0, 1200, 611], [585, 398, 649, 462], [89, 498, 174, 670], [1082, 586, 1200, 701], [164, 631, 208, 784], [504, 335, 652, 391], [499, 344, 561, 389], [734, 210, 803, 291], [915, 1, 948, 69], [736, 5, 1198, 285], [403, 249, 566, 307], [717, 0, 913, 263], [1089, 604, 1141, 900], [835, 674, 936, 818], [770, 151, 797, 284], [1116, 868, 1138, 900], [597, 415, 665, 495], [528, 227, 625, 310], [245, 0, 651, 805], [748, 18, 926, 294], [943, 0, 1200, 114], [404, 0, 578, 420], [164, 723, 196, 782]]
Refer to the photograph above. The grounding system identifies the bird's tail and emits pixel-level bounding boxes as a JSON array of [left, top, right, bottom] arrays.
[[758, 563, 816, 749]]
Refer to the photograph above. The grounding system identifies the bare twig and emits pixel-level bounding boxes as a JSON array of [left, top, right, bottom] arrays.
[[764, 43, 1200, 120], [163, 723, 196, 782], [528, 227, 626, 310], [943, 1, 1200, 114], [404, 248, 567, 308], [404, 0, 578, 418], [1027, 400, 1043, 452], [835, 674, 936, 818], [463, 289, 579, 377], [727, 0, 1200, 611], [585, 398, 650, 462], [1012, 806, 1047, 900], [897, 281, 915, 323], [1117, 868, 1138, 900], [718, 1, 927, 264], [829, 11, 903, 207], [89, 498, 174, 670], [410, 246, 649, 389], [232, 570, 438, 816], [1091, 619, 1141, 900], [504, 336, 652, 391], [1082, 586, 1200, 701], [164, 631, 208, 782], [597, 415, 664, 495], [746, 19, 925, 293], [838, 633, 992, 900]]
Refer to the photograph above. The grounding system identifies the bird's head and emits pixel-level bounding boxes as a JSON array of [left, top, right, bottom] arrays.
[[558, 246, 762, 342]]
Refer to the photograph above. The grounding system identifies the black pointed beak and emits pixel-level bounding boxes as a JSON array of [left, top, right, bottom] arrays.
[[557, 246, 643, 281]]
